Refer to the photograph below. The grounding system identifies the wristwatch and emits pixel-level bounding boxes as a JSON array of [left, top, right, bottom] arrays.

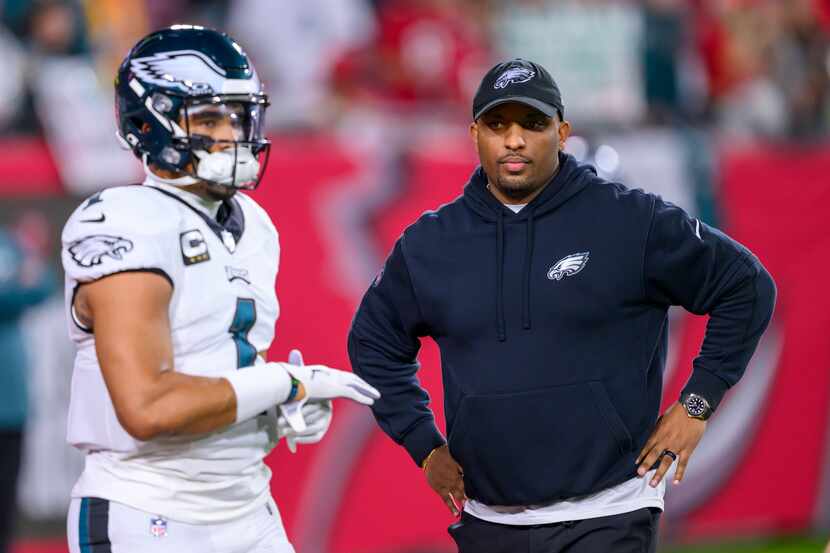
[[680, 392, 713, 421]]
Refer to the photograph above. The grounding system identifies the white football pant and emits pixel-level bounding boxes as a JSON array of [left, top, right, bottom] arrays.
[[67, 495, 295, 553]]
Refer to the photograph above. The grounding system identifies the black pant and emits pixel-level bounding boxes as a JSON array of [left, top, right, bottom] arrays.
[[448, 508, 661, 553], [0, 430, 23, 553]]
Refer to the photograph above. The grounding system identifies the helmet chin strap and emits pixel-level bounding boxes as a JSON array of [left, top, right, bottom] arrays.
[[142, 153, 199, 186]]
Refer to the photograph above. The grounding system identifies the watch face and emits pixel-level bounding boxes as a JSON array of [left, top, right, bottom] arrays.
[[686, 395, 707, 417]]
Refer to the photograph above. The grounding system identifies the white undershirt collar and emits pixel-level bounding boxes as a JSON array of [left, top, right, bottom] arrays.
[[486, 183, 528, 213]]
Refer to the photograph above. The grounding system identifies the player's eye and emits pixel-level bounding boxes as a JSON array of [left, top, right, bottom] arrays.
[[191, 115, 220, 129], [486, 120, 504, 130]]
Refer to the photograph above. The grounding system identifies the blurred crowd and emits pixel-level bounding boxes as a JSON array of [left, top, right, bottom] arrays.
[[0, 0, 827, 142], [0, 2, 828, 549]]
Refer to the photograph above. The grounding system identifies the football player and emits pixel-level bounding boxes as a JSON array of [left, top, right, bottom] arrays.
[[62, 25, 379, 552]]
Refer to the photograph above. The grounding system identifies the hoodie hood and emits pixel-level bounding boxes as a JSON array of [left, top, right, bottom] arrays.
[[462, 151, 595, 221], [461, 152, 597, 341]]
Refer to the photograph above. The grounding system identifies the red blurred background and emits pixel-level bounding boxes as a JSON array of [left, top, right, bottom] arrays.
[[0, 1, 829, 552]]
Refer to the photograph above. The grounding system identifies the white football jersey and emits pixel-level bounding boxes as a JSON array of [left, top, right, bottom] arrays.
[[61, 179, 281, 523]]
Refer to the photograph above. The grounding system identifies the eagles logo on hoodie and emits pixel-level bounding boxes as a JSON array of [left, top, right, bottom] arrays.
[[547, 252, 590, 281]]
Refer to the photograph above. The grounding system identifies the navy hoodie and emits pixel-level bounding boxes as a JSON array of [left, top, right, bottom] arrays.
[[348, 152, 776, 506]]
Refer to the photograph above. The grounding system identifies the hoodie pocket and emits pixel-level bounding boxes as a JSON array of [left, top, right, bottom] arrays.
[[448, 381, 633, 505]]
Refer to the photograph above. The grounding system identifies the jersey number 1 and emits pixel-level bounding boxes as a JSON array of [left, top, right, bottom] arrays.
[[229, 298, 257, 368]]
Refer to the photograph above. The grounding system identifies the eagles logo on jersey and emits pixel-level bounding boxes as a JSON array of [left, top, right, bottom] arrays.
[[547, 252, 590, 281], [68, 235, 134, 268]]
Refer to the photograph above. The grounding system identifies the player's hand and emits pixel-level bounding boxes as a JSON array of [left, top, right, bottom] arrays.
[[283, 349, 380, 406], [277, 400, 333, 453], [424, 445, 466, 516], [635, 402, 706, 487], [279, 349, 378, 433]]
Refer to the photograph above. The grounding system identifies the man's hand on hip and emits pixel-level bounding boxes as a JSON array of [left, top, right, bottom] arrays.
[[635, 402, 706, 487], [423, 445, 466, 516]]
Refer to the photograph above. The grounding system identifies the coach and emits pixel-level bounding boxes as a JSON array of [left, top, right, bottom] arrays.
[[348, 58, 776, 553]]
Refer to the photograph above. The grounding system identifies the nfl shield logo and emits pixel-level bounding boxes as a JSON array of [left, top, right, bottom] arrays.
[[150, 516, 167, 538]]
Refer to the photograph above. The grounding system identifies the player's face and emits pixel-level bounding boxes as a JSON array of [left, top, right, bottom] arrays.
[[185, 103, 246, 152], [470, 102, 570, 203], [177, 103, 251, 201]]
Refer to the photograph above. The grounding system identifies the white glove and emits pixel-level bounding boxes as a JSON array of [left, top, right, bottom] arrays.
[[285, 349, 380, 405], [279, 349, 379, 433], [277, 400, 333, 453]]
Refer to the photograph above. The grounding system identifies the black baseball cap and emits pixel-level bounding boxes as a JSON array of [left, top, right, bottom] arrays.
[[472, 58, 564, 121]]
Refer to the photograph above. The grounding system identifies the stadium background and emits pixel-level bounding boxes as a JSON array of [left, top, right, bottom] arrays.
[[0, 0, 829, 552]]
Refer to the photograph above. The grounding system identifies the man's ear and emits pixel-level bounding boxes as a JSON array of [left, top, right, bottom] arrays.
[[557, 119, 571, 151], [469, 121, 479, 155]]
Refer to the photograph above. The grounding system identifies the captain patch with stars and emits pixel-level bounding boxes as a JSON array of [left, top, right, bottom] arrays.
[[180, 229, 210, 266]]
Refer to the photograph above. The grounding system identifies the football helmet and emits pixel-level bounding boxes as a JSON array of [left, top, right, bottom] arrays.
[[115, 25, 270, 189]]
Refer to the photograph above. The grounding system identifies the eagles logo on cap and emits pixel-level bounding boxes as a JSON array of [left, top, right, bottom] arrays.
[[494, 67, 536, 89]]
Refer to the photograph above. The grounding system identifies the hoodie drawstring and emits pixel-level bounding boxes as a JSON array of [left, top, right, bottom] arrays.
[[496, 209, 506, 341], [522, 209, 535, 330], [496, 207, 535, 341]]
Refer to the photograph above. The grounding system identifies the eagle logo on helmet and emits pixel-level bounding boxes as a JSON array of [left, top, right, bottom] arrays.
[[494, 67, 536, 89], [68, 235, 134, 268], [547, 252, 590, 281], [130, 49, 228, 95]]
